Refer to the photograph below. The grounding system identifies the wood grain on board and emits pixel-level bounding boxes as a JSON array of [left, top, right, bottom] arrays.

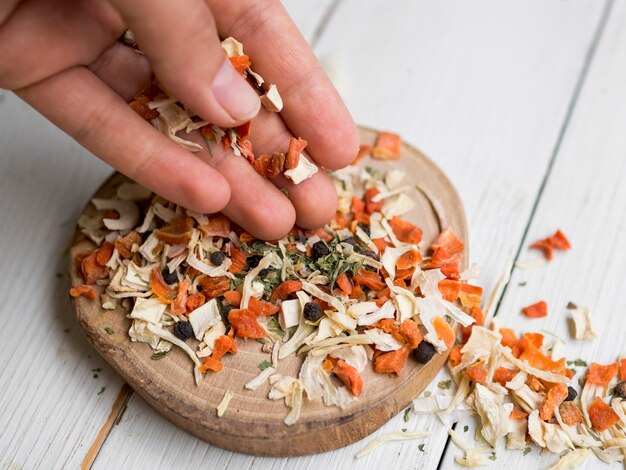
[[69, 127, 467, 457]]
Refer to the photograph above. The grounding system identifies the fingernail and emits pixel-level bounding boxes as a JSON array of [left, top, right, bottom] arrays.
[[212, 60, 260, 121]]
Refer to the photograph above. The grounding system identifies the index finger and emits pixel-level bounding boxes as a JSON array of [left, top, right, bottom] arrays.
[[208, 0, 360, 170]]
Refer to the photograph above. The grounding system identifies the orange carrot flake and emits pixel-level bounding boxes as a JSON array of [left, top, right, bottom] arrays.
[[433, 316, 455, 349], [229, 55, 251, 74], [559, 401, 583, 426], [374, 345, 411, 375], [522, 300, 548, 318], [372, 131, 402, 160], [588, 396, 620, 432], [228, 309, 267, 339], [530, 229, 571, 261], [586, 362, 619, 386], [540, 383, 568, 421], [466, 362, 489, 384], [270, 280, 303, 302], [493, 367, 517, 387], [286, 137, 308, 170], [332, 359, 363, 396], [388, 216, 422, 244], [69, 284, 97, 300]]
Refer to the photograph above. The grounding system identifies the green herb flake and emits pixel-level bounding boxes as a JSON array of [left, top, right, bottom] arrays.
[[403, 407, 411, 422], [464, 425, 469, 433], [566, 301, 577, 310], [489, 453, 497, 461], [423, 391, 432, 397], [104, 327, 114, 335], [566, 358, 587, 367], [256, 338, 270, 345], [523, 447, 532, 456], [438, 380, 452, 390], [267, 315, 285, 338], [518, 281, 527, 287], [258, 360, 272, 371], [97, 387, 106, 395], [151, 350, 171, 360], [418, 443, 425, 452], [402, 428, 407, 432]]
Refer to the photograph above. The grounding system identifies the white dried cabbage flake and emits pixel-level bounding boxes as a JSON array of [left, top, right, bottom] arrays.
[[188, 298, 221, 341], [92, 198, 139, 231], [260, 84, 283, 112], [471, 383, 513, 447], [268, 376, 303, 425], [570, 306, 597, 340], [356, 300, 395, 326], [355, 431, 430, 459], [217, 389, 234, 417], [245, 367, 275, 391], [130, 298, 166, 323], [284, 154, 318, 184]]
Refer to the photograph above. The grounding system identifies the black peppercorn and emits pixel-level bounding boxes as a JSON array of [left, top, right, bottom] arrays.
[[161, 268, 178, 284], [210, 251, 226, 266], [566, 386, 578, 402], [173, 321, 194, 341], [615, 381, 626, 399], [311, 241, 330, 259], [413, 341, 437, 364], [247, 254, 263, 269], [303, 302, 323, 322], [259, 268, 271, 277]]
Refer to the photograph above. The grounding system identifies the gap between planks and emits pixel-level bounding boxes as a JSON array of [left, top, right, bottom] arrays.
[[82, 384, 133, 470], [435, 0, 615, 468]]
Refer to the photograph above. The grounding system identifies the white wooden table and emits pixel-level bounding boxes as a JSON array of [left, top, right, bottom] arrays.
[[1, 1, 624, 468]]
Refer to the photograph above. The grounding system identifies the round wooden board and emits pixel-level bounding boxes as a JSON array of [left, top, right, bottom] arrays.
[[68, 127, 467, 457]]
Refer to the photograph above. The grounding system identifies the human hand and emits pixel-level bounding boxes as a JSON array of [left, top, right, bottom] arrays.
[[0, 0, 359, 239]]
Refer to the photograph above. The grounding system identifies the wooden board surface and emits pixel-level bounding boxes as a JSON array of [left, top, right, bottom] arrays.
[[68, 127, 468, 457], [2, 0, 624, 469]]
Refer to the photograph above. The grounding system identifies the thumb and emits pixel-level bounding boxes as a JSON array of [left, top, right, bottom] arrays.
[[109, 0, 260, 127]]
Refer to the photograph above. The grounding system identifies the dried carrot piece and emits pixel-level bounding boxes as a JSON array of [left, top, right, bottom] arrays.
[[350, 285, 367, 301], [374, 345, 411, 375], [69, 284, 97, 300], [353, 268, 386, 291], [438, 279, 461, 302], [198, 275, 231, 299], [588, 396, 619, 432], [223, 290, 242, 306], [304, 227, 334, 242], [559, 401, 583, 426], [461, 306, 484, 343], [448, 345, 462, 367], [228, 309, 267, 339], [199, 214, 230, 238], [270, 280, 303, 302], [185, 292, 206, 313], [228, 246, 247, 274], [494, 367, 517, 387], [229, 55, 251, 74], [399, 319, 423, 348], [199, 335, 238, 373], [335, 273, 353, 296], [423, 228, 464, 280], [388, 216, 422, 244], [286, 137, 308, 170], [458, 284, 483, 309], [372, 131, 402, 160], [150, 266, 175, 304], [248, 297, 280, 316], [531, 229, 571, 261], [364, 188, 383, 214], [371, 237, 390, 253], [499, 328, 517, 349], [81, 251, 109, 284], [466, 362, 488, 384], [155, 217, 195, 245], [619, 358, 626, 381], [396, 249, 422, 270], [510, 408, 528, 420], [522, 332, 544, 348], [234, 121, 251, 139], [520, 340, 568, 376], [432, 316, 455, 349], [586, 362, 619, 386], [332, 359, 363, 396], [114, 231, 142, 258], [351, 195, 366, 215], [129, 92, 159, 120], [395, 267, 415, 281], [171, 279, 190, 316], [522, 301, 548, 318], [540, 383, 568, 422], [95, 242, 114, 267], [253, 152, 285, 178], [527, 376, 545, 393], [353, 144, 372, 164]]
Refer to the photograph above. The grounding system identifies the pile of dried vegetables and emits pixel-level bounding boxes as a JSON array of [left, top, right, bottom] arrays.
[[70, 128, 479, 426], [127, 37, 318, 184]]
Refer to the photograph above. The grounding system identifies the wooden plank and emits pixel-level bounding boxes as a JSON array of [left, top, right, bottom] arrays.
[[90, 1, 607, 469], [439, 1, 626, 468], [0, 94, 126, 469]]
